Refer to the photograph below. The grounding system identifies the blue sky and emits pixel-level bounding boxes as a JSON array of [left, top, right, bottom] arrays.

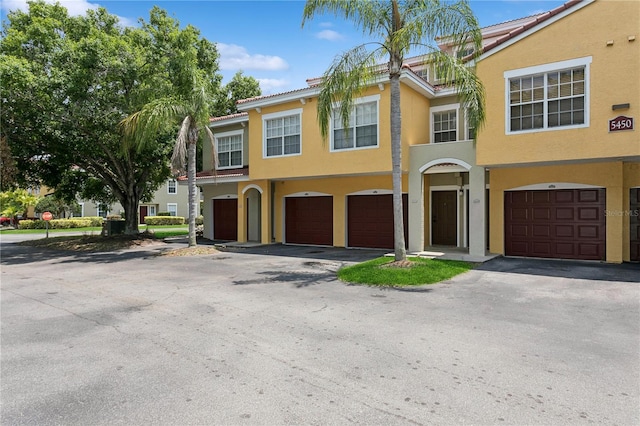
[[1, 0, 567, 94]]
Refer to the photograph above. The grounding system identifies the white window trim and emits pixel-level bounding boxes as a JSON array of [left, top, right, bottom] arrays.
[[167, 179, 177, 194], [504, 56, 591, 135], [262, 108, 303, 158], [430, 103, 460, 144], [96, 203, 110, 218], [167, 203, 178, 216], [215, 129, 244, 170], [329, 94, 381, 152], [78, 202, 84, 218], [464, 109, 475, 141]]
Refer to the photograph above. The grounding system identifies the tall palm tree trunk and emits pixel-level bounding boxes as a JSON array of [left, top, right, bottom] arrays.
[[390, 72, 406, 261], [187, 139, 198, 247]]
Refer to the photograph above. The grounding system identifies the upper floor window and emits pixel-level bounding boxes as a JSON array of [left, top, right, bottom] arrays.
[[431, 104, 460, 143], [216, 131, 243, 169], [331, 95, 379, 151], [505, 57, 591, 134], [167, 179, 177, 194], [263, 109, 302, 157]]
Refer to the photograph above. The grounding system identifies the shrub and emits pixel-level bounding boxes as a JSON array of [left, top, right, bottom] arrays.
[[196, 215, 203, 225], [18, 218, 93, 229], [157, 212, 171, 216], [81, 217, 105, 227], [144, 216, 185, 226], [106, 214, 122, 220]]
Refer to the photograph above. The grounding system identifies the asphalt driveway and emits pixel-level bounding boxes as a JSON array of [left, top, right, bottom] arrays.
[[1, 236, 638, 425]]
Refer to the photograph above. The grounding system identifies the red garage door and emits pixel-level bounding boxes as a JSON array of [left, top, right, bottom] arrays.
[[213, 198, 238, 241], [631, 188, 640, 262], [285, 196, 333, 246], [347, 194, 408, 249], [505, 189, 605, 260]]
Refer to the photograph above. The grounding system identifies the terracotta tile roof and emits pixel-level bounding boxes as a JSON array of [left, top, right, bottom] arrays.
[[175, 167, 249, 182], [193, 166, 249, 181], [481, 0, 584, 54], [209, 112, 248, 123]]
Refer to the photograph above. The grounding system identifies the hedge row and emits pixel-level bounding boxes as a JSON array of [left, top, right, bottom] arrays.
[[19, 219, 93, 229], [144, 216, 185, 226]]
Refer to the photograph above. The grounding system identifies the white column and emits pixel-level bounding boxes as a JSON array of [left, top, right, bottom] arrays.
[[468, 166, 487, 259]]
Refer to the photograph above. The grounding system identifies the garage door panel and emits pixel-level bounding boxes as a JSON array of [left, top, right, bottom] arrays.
[[555, 191, 575, 203], [532, 191, 551, 203], [556, 208, 574, 220], [348, 194, 408, 249], [555, 225, 574, 238], [285, 197, 333, 246], [533, 208, 551, 220], [630, 188, 640, 262], [505, 189, 605, 260], [532, 225, 550, 237], [579, 190, 600, 202], [510, 208, 529, 220]]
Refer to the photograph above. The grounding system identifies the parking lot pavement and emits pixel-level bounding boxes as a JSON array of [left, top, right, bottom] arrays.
[[1, 237, 639, 425]]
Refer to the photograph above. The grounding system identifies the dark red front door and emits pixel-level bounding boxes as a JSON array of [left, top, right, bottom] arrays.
[[213, 199, 238, 241], [432, 191, 457, 246], [139, 206, 148, 224], [505, 189, 606, 260], [285, 196, 333, 245]]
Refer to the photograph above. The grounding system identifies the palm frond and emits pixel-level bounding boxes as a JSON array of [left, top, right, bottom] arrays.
[[203, 124, 218, 173], [170, 115, 190, 174], [316, 44, 382, 141]]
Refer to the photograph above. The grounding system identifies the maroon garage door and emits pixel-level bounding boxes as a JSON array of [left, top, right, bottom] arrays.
[[631, 188, 640, 262], [505, 189, 605, 260], [347, 194, 408, 249], [213, 198, 238, 241], [285, 196, 333, 246]]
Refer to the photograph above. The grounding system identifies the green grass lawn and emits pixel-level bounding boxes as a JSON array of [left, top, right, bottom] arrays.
[[337, 256, 474, 287], [0, 224, 188, 235]]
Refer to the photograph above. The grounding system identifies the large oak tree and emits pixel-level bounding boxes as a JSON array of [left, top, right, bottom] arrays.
[[0, 1, 222, 234]]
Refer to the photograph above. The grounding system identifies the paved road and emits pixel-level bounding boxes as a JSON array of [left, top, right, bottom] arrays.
[[1, 235, 639, 425]]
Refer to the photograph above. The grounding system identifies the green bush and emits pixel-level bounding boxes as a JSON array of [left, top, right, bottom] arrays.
[[196, 215, 203, 225], [144, 216, 185, 226], [81, 217, 105, 227], [157, 212, 171, 216], [106, 214, 122, 220], [18, 218, 93, 229]]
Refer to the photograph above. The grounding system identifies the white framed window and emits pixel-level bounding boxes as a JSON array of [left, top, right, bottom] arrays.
[[431, 104, 460, 143], [465, 109, 476, 141], [216, 130, 243, 169], [167, 203, 177, 217], [331, 94, 380, 151], [96, 203, 109, 218], [167, 179, 177, 194], [505, 57, 591, 134], [263, 108, 302, 158]]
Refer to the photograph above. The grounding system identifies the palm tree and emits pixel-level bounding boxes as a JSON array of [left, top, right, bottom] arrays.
[[302, 0, 486, 261], [121, 85, 215, 247]]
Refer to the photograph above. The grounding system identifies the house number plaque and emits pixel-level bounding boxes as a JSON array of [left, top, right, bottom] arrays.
[[609, 115, 634, 132]]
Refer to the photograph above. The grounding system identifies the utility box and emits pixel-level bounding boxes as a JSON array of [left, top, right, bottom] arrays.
[[102, 220, 126, 236]]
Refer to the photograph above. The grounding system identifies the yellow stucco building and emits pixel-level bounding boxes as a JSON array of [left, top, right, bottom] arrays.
[[199, 0, 639, 263]]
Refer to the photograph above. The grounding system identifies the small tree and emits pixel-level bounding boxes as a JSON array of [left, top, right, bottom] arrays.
[[35, 194, 81, 218], [0, 188, 39, 225]]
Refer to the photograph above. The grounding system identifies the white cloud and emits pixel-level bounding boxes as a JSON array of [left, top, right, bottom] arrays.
[[319, 22, 334, 28], [257, 78, 290, 95], [1, 0, 136, 26], [217, 43, 289, 71], [315, 29, 344, 41]]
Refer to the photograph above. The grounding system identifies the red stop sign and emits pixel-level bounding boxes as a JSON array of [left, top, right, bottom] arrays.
[[42, 211, 53, 221]]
